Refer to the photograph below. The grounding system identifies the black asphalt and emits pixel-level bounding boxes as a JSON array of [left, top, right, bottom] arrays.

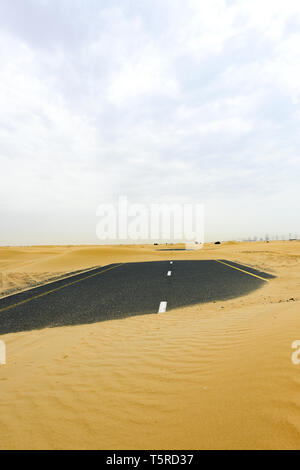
[[0, 260, 275, 335]]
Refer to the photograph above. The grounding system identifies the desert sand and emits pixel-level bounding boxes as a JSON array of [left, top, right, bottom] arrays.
[[0, 241, 300, 449]]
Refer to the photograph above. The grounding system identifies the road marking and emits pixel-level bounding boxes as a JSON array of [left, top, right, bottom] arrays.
[[0, 264, 123, 314], [0, 264, 104, 302], [158, 301, 167, 313], [167, 271, 172, 276], [215, 260, 270, 281]]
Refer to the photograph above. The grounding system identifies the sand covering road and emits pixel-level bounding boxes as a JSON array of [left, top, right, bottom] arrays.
[[0, 241, 300, 449]]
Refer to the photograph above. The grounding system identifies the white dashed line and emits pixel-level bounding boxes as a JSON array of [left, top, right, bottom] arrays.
[[167, 271, 172, 276], [158, 301, 167, 313]]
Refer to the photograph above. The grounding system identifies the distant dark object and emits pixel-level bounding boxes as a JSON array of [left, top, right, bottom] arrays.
[[154, 243, 158, 245], [214, 241, 221, 245], [157, 249, 191, 251]]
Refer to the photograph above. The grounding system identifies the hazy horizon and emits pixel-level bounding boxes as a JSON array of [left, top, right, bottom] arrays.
[[1, 0, 300, 245]]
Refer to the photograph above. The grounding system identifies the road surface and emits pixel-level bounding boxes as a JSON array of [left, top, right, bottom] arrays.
[[0, 260, 274, 335]]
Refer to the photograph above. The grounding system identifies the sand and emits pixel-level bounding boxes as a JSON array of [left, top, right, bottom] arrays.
[[0, 241, 300, 449]]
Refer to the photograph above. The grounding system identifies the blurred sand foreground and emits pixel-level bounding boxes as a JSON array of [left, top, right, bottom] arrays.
[[0, 241, 300, 449]]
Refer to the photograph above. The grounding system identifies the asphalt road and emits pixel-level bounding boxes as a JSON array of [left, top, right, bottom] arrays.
[[0, 260, 275, 335]]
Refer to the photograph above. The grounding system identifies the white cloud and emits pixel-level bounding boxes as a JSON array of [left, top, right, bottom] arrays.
[[108, 46, 179, 105], [0, 0, 300, 243]]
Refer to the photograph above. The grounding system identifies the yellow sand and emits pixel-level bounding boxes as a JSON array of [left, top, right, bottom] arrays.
[[0, 241, 300, 449]]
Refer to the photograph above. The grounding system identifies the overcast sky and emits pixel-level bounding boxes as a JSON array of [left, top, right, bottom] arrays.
[[1, 0, 300, 244]]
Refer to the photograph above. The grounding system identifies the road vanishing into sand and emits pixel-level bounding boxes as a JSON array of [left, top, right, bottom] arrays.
[[0, 260, 274, 335]]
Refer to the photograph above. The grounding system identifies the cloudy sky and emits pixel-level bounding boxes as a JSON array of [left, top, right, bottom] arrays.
[[1, 0, 300, 244]]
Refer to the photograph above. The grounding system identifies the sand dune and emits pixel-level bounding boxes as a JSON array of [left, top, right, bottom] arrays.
[[0, 241, 300, 449]]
